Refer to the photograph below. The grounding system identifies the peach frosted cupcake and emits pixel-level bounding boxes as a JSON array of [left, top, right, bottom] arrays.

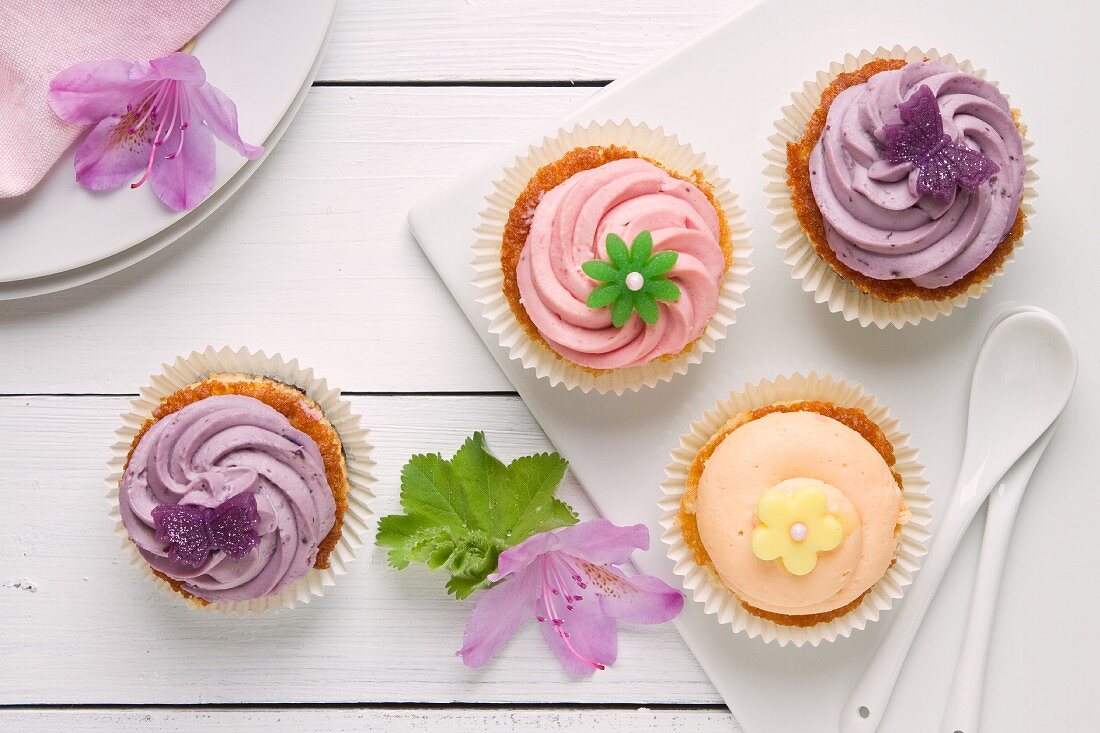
[[660, 373, 931, 646], [683, 401, 907, 627]]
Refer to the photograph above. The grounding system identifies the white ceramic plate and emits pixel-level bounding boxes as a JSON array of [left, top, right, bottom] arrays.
[[0, 0, 337, 299], [409, 0, 1097, 731]]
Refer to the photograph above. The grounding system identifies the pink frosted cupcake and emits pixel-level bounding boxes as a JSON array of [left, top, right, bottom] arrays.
[[474, 122, 752, 394], [504, 146, 731, 372]]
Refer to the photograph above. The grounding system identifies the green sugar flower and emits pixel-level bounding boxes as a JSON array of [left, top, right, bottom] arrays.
[[581, 230, 682, 327]]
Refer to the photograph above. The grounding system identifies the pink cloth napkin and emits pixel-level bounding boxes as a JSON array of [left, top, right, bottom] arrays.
[[0, 0, 230, 198]]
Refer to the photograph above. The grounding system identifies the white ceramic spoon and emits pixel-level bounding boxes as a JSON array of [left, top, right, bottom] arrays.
[[840, 308, 1077, 733], [938, 422, 1058, 733]]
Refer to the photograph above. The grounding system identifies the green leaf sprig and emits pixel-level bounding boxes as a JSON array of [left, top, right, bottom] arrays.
[[581, 230, 681, 327], [376, 432, 578, 599]]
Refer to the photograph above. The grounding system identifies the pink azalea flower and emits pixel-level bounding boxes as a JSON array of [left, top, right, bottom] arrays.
[[48, 52, 263, 212], [458, 519, 684, 676]]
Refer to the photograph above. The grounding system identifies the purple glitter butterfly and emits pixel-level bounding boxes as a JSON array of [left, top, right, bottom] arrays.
[[151, 492, 261, 568], [882, 84, 999, 202]]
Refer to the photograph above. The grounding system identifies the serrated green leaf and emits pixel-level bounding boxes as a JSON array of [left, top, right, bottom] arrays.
[[375, 514, 423, 569], [375, 433, 578, 599], [502, 452, 571, 542], [516, 497, 577, 540], [605, 234, 630, 269], [581, 260, 620, 283], [448, 432, 506, 535], [647, 278, 681, 302], [642, 250, 678, 278], [611, 291, 635, 327], [399, 452, 465, 526], [586, 283, 622, 309], [629, 230, 653, 266], [446, 573, 488, 600], [378, 521, 460, 575], [634, 290, 659, 324], [427, 540, 456, 570]]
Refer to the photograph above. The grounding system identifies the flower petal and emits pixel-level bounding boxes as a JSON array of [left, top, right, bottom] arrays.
[[581, 260, 619, 283], [149, 120, 216, 212], [629, 230, 653, 266], [790, 484, 828, 518], [586, 283, 622, 309], [457, 566, 538, 669], [73, 117, 151, 191], [816, 513, 844, 553], [605, 234, 630, 269], [781, 543, 820, 576], [491, 520, 650, 583], [490, 530, 560, 581], [646, 278, 681, 302], [642, 250, 678, 278], [48, 59, 144, 124], [610, 293, 635, 328], [190, 82, 264, 159], [633, 291, 659, 325], [755, 488, 790, 526], [538, 576, 618, 676], [551, 520, 649, 566], [582, 564, 684, 624], [750, 523, 786, 562], [137, 53, 206, 85]]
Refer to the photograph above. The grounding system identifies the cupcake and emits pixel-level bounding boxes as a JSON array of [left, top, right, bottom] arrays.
[[767, 48, 1036, 327], [660, 374, 930, 646], [474, 121, 751, 393], [108, 348, 373, 612]]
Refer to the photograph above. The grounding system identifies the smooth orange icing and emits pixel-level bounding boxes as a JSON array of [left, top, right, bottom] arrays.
[[695, 410, 902, 616]]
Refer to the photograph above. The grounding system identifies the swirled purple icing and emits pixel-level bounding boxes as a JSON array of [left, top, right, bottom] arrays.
[[808, 60, 1025, 287], [119, 394, 336, 602]]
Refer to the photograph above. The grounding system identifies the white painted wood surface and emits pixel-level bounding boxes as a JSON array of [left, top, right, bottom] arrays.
[[7, 708, 735, 732], [0, 2, 755, 729], [0, 396, 715, 705], [0, 88, 582, 394], [321, 1, 748, 82]]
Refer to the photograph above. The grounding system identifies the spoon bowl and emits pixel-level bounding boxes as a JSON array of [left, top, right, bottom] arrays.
[[840, 308, 1078, 733], [953, 310, 1078, 510]]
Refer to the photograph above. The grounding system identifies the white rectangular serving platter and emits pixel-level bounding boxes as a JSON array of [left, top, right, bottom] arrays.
[[408, 1, 1099, 730]]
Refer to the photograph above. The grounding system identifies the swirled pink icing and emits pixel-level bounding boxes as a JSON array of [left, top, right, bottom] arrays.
[[516, 158, 725, 369], [809, 60, 1025, 287], [119, 394, 336, 603]]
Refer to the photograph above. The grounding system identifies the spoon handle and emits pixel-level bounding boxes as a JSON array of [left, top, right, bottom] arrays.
[[839, 489, 979, 733], [939, 430, 1054, 733]]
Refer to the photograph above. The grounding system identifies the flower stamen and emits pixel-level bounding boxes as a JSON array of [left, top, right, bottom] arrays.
[[128, 80, 169, 135], [168, 86, 192, 161], [132, 81, 191, 189], [539, 557, 604, 671]]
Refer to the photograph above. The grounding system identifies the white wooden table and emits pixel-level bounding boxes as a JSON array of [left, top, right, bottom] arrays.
[[0, 2, 752, 730]]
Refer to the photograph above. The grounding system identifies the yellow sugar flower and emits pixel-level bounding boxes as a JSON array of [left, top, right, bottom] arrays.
[[750, 484, 844, 576]]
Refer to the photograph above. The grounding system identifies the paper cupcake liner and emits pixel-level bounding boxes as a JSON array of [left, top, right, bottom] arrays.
[[763, 46, 1039, 328], [473, 119, 753, 394], [658, 372, 932, 646], [106, 346, 375, 614]]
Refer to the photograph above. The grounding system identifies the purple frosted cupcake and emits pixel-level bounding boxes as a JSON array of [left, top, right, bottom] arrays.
[[769, 48, 1035, 327], [118, 373, 348, 605]]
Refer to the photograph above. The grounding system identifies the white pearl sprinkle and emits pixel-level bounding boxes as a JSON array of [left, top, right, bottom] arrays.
[[789, 522, 808, 542], [625, 272, 645, 291]]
